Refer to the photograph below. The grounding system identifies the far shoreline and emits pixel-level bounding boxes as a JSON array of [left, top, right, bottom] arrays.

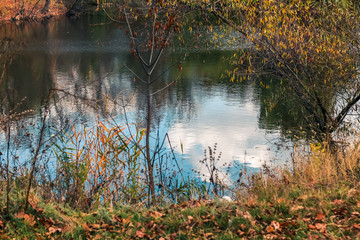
[[0, 0, 88, 24]]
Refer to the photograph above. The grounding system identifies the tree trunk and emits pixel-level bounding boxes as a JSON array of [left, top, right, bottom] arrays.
[[66, 0, 82, 17], [146, 74, 156, 204], [41, 0, 50, 13]]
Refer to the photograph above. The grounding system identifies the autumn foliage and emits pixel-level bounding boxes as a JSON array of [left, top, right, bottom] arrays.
[[209, 0, 360, 142], [0, 0, 67, 21]]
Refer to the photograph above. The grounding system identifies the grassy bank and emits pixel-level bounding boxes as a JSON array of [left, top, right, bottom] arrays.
[[3, 188, 360, 239], [1, 141, 360, 239]]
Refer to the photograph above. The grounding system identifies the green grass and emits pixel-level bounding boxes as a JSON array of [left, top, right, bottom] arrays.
[[1, 140, 360, 239], [1, 181, 360, 239]]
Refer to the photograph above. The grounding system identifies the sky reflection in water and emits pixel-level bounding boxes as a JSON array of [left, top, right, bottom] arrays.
[[0, 15, 294, 182]]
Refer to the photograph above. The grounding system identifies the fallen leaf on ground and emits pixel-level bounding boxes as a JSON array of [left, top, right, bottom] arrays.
[[315, 223, 327, 233], [28, 194, 44, 213], [279, 221, 295, 227], [15, 210, 26, 219], [24, 214, 36, 227], [47, 226, 62, 235], [290, 205, 304, 212], [238, 210, 253, 221], [308, 224, 316, 230], [149, 211, 164, 218], [116, 215, 132, 226], [332, 199, 345, 205], [89, 223, 100, 229], [240, 224, 247, 231], [82, 222, 91, 232], [353, 223, 360, 229], [135, 230, 145, 238], [352, 211, 360, 216], [266, 226, 275, 233], [315, 213, 325, 221], [40, 218, 56, 229]]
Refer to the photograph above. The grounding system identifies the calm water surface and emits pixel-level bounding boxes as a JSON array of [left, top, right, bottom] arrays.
[[0, 14, 295, 179]]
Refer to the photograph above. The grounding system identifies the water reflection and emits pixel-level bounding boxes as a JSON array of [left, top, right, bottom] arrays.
[[0, 14, 295, 179]]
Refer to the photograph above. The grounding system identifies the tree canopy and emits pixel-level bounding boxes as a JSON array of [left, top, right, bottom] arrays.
[[198, 0, 360, 143]]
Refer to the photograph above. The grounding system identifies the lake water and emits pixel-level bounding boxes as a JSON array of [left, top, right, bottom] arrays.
[[0, 14, 295, 181]]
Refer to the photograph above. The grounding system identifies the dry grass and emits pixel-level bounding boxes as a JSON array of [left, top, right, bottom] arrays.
[[2, 138, 360, 239], [242, 140, 360, 204], [291, 143, 360, 186], [52, 119, 146, 209]]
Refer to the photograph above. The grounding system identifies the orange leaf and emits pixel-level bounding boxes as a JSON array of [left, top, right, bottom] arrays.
[[82, 222, 91, 232], [308, 224, 316, 229], [102, 223, 110, 229], [332, 199, 344, 205], [149, 211, 164, 218], [89, 223, 100, 229], [135, 230, 145, 238], [240, 224, 247, 230], [315, 213, 325, 221], [352, 211, 360, 217], [279, 221, 295, 227], [47, 226, 62, 235], [290, 205, 304, 212], [28, 194, 39, 208], [15, 210, 26, 219], [353, 223, 360, 229], [315, 223, 327, 233], [266, 226, 275, 233], [24, 214, 36, 227], [121, 215, 132, 225]]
